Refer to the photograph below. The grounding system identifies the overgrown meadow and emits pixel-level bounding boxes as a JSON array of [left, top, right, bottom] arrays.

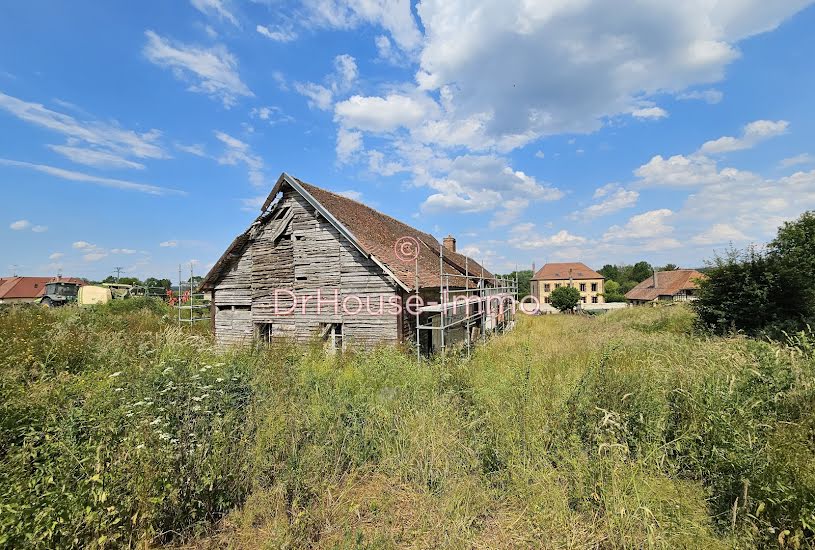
[[1, 299, 813, 548]]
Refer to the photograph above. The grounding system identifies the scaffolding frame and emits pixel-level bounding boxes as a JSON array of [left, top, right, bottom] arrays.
[[415, 245, 517, 360], [175, 263, 209, 324]]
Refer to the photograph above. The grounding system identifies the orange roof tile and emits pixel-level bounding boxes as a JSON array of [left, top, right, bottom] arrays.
[[532, 262, 603, 281], [625, 269, 707, 301], [202, 173, 495, 291]]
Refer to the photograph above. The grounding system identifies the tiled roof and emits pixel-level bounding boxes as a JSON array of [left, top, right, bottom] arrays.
[[0, 277, 50, 299], [297, 179, 493, 289], [532, 262, 603, 281], [0, 276, 85, 300], [202, 173, 495, 291], [625, 269, 707, 301]]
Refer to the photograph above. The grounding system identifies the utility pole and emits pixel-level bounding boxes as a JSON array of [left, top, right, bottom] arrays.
[[113, 266, 124, 283]]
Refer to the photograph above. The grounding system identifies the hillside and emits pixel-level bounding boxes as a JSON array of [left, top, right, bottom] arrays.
[[1, 301, 813, 548]]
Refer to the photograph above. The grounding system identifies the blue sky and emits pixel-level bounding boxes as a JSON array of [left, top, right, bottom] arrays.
[[2, 1, 815, 281]]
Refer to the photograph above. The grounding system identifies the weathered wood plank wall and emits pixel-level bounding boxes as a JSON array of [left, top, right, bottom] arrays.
[[214, 186, 401, 347]]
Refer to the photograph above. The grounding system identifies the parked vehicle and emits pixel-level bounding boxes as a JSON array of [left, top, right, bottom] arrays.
[[38, 281, 81, 307], [102, 283, 133, 300]]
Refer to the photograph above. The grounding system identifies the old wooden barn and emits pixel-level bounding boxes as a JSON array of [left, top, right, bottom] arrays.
[[200, 173, 516, 353]]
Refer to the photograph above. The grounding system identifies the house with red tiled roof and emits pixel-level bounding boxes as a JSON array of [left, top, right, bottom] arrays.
[[200, 173, 513, 351], [625, 269, 707, 305], [0, 276, 84, 304], [530, 262, 605, 307]]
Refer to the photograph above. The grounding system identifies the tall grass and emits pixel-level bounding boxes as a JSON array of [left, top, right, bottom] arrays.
[[0, 302, 813, 548]]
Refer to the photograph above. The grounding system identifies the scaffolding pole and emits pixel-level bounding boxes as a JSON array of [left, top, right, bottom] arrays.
[[175, 262, 210, 325], [439, 243, 445, 357], [415, 260, 517, 361], [465, 255, 470, 360], [415, 255, 420, 364]]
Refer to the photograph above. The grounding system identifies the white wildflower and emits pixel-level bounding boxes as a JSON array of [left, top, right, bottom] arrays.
[[108, 371, 122, 378]]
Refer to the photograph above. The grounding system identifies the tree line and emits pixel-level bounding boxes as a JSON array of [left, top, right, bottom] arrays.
[[694, 211, 815, 337], [598, 262, 679, 302], [84, 276, 203, 289]]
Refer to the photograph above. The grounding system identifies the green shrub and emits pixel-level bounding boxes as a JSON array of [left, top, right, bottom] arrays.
[[695, 211, 815, 337]]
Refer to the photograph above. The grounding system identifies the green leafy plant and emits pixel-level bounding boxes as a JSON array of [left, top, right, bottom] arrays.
[[550, 285, 581, 312]]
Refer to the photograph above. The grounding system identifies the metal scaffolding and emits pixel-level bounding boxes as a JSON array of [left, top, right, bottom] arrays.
[[415, 245, 517, 359], [175, 263, 209, 325]]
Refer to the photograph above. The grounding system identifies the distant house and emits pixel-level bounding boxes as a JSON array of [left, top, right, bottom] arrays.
[[625, 269, 707, 305], [530, 262, 605, 306], [0, 276, 84, 304], [200, 173, 514, 352]]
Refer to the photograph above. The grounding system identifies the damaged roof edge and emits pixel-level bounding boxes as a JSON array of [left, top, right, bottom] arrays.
[[202, 172, 412, 293]]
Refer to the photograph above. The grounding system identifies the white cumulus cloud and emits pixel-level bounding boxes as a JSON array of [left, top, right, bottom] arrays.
[[572, 184, 639, 220], [294, 54, 358, 111], [691, 223, 750, 245], [631, 106, 668, 119], [700, 119, 789, 154]]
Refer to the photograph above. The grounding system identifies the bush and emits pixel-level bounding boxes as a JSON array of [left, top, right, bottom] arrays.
[[602, 280, 626, 302], [695, 211, 815, 337], [550, 285, 580, 311], [0, 305, 253, 547]]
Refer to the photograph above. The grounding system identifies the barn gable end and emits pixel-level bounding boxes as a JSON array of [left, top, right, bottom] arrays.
[[205, 177, 400, 347]]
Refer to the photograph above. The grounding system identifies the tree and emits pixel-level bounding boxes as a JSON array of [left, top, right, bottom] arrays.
[[599, 264, 620, 281], [103, 275, 141, 286], [695, 211, 815, 337], [144, 277, 172, 289], [550, 285, 581, 312], [659, 263, 678, 271], [769, 211, 815, 322], [620, 279, 639, 294], [603, 280, 626, 302], [496, 270, 532, 297], [630, 261, 653, 283]]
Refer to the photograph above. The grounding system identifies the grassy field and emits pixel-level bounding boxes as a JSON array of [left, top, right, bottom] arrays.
[[1, 300, 814, 549]]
